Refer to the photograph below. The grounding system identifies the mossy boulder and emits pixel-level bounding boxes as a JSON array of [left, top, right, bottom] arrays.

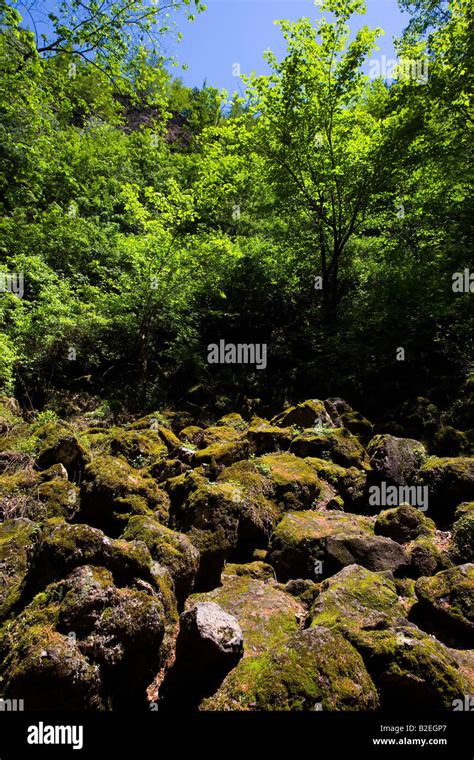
[[108, 429, 168, 467], [404, 397, 440, 439], [367, 435, 427, 486], [217, 460, 281, 554], [35, 423, 90, 482], [305, 457, 367, 508], [290, 428, 369, 469], [271, 399, 334, 429], [224, 561, 275, 580], [267, 510, 375, 581], [121, 516, 199, 607], [246, 423, 294, 455], [416, 457, 474, 515], [0, 518, 41, 621], [171, 480, 242, 589], [199, 426, 242, 447], [434, 426, 470, 456], [406, 536, 451, 578], [179, 426, 204, 446], [0, 564, 169, 709], [28, 520, 157, 595], [340, 410, 374, 442], [79, 455, 169, 536], [201, 626, 378, 711], [253, 452, 322, 510], [216, 413, 248, 431], [412, 564, 474, 648], [309, 564, 406, 633], [188, 573, 305, 658], [192, 438, 252, 468], [374, 504, 436, 544], [451, 507, 474, 563], [347, 623, 471, 710]]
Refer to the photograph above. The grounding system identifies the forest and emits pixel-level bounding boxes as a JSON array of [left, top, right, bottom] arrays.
[[0, 0, 473, 727]]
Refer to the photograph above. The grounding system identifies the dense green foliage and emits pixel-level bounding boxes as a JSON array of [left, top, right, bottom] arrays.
[[0, 0, 472, 417]]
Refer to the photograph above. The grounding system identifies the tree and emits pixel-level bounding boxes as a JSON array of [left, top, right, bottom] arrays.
[[244, 0, 386, 320]]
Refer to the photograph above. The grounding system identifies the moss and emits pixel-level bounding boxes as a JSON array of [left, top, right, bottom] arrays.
[[201, 626, 378, 711], [434, 426, 470, 456], [290, 428, 369, 469], [246, 423, 294, 455], [192, 438, 252, 467], [416, 456, 474, 512], [200, 426, 242, 447], [179, 426, 204, 446], [216, 413, 248, 431], [451, 511, 474, 562], [340, 411, 374, 441]]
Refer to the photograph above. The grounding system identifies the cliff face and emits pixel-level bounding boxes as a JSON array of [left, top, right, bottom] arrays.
[[0, 396, 473, 711]]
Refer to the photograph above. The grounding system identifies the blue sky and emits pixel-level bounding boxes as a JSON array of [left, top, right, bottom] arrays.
[[17, 0, 410, 93], [170, 0, 410, 93]]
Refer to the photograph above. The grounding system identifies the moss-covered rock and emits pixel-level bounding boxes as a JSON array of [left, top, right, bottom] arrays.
[[121, 516, 199, 607], [0, 518, 41, 621], [271, 399, 334, 429], [246, 423, 295, 455], [416, 457, 474, 515], [216, 413, 248, 431], [367, 435, 427, 486], [192, 438, 252, 468], [253, 452, 322, 510], [451, 507, 474, 563], [305, 457, 367, 508], [217, 460, 281, 555], [375, 504, 436, 544], [200, 426, 242, 447], [434, 426, 470, 456], [35, 423, 90, 482], [188, 573, 305, 658], [309, 564, 406, 632], [171, 479, 242, 589], [179, 426, 204, 446], [406, 536, 452, 578], [404, 397, 440, 440], [224, 561, 275, 580], [201, 626, 378, 711], [108, 429, 168, 467], [340, 411, 374, 442], [0, 564, 169, 709], [267, 510, 375, 581], [290, 428, 369, 469], [79, 455, 169, 536], [412, 564, 474, 648]]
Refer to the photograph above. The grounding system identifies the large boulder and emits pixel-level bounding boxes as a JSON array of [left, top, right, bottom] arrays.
[[0, 518, 41, 621], [367, 434, 426, 486], [35, 423, 90, 482], [161, 602, 243, 708], [271, 399, 334, 429], [0, 564, 170, 709], [290, 428, 369, 469], [451, 503, 474, 563], [268, 510, 408, 581], [416, 457, 474, 516], [79, 455, 170, 536], [412, 564, 474, 648], [374, 503, 436, 544], [251, 452, 322, 511], [121, 516, 200, 607], [187, 572, 305, 658], [201, 626, 379, 711]]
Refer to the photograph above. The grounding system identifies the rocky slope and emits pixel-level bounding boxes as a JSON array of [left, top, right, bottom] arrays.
[[0, 396, 473, 711]]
